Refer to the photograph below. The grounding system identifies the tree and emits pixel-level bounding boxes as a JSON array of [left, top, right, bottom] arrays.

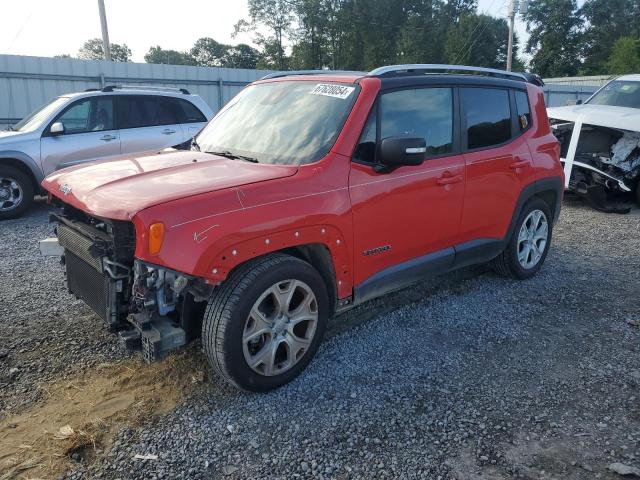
[[580, 0, 640, 74], [144, 46, 197, 65], [445, 13, 515, 69], [235, 0, 294, 70], [78, 38, 131, 62], [523, 0, 582, 77], [606, 36, 640, 74], [190, 38, 230, 67], [223, 44, 260, 69]]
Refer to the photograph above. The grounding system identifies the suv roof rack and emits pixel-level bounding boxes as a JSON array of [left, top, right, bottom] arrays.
[[368, 64, 544, 87], [260, 69, 366, 80], [100, 85, 191, 94]]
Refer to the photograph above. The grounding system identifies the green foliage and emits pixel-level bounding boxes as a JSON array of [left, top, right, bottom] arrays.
[[523, 0, 582, 77], [190, 38, 229, 67], [78, 38, 131, 62], [606, 36, 640, 74], [224, 44, 261, 69], [445, 13, 512, 69], [581, 0, 640, 74], [144, 46, 197, 65]]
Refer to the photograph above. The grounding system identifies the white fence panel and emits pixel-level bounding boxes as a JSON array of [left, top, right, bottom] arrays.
[[0, 54, 273, 128]]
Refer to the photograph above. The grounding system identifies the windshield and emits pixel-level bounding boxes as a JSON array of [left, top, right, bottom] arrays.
[[12, 97, 69, 132], [196, 81, 359, 165], [587, 80, 640, 109]]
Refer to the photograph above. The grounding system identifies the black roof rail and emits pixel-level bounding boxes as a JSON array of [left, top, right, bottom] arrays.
[[84, 88, 100, 92], [368, 64, 544, 87], [260, 69, 366, 80], [100, 85, 191, 94]]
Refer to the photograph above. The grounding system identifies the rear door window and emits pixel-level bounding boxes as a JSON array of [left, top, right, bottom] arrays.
[[118, 96, 157, 129], [156, 96, 181, 125], [461, 88, 511, 149]]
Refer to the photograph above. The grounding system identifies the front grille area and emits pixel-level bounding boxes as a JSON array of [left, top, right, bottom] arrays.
[[58, 224, 102, 271], [66, 249, 109, 321], [52, 204, 136, 329]]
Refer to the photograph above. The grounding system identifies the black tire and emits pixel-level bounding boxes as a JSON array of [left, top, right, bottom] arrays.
[[635, 180, 640, 206], [202, 253, 329, 392], [0, 165, 34, 220], [490, 197, 552, 280]]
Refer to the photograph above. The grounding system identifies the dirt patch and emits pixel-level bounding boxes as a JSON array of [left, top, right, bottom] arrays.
[[0, 348, 205, 480]]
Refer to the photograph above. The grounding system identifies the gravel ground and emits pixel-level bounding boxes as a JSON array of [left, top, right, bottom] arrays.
[[2, 197, 640, 479]]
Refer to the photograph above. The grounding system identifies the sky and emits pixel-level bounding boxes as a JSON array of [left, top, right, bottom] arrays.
[[0, 0, 533, 64]]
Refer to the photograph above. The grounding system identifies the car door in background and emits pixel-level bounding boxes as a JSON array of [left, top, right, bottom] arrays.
[[349, 86, 465, 297], [459, 87, 536, 242], [40, 96, 120, 176], [117, 95, 184, 155], [174, 97, 208, 140]]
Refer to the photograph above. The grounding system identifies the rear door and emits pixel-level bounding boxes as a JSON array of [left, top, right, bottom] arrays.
[[459, 87, 536, 242], [174, 97, 208, 141], [40, 96, 120, 176], [349, 86, 465, 291], [117, 95, 184, 155]]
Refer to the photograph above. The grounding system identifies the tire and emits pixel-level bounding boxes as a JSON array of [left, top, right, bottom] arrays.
[[202, 253, 329, 392], [635, 180, 640, 206], [0, 165, 34, 220], [490, 197, 552, 280]]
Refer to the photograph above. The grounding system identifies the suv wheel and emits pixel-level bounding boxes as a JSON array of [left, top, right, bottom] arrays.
[[202, 253, 329, 392], [0, 166, 34, 220], [490, 198, 552, 279]]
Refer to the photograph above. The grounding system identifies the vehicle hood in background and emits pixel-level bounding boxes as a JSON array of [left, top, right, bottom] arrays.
[[42, 150, 298, 220], [547, 104, 640, 132]]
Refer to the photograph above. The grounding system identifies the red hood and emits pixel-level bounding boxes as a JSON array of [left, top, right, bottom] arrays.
[[42, 150, 298, 220]]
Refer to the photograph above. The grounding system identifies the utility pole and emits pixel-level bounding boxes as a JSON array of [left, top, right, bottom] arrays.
[[507, 0, 528, 72], [97, 0, 112, 61], [506, 0, 516, 71]]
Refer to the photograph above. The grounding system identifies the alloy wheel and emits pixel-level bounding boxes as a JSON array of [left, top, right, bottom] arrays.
[[517, 209, 548, 269], [0, 176, 23, 212], [242, 279, 319, 376]]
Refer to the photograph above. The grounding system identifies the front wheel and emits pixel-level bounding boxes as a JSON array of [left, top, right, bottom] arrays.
[[202, 253, 329, 392], [490, 198, 552, 279], [0, 165, 34, 220]]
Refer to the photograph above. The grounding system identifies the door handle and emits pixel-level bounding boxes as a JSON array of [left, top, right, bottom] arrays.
[[509, 159, 529, 169], [162, 129, 176, 135], [436, 173, 463, 186], [100, 134, 117, 141]]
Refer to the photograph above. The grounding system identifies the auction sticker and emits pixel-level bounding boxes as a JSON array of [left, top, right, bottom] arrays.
[[310, 83, 355, 99]]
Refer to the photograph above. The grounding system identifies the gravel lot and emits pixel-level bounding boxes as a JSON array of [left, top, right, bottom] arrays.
[[1, 197, 639, 479]]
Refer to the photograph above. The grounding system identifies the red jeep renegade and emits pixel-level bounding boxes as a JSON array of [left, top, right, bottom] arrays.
[[41, 65, 563, 392]]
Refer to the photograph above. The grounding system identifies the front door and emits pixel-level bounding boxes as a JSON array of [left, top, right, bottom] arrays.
[[41, 96, 121, 176], [348, 86, 465, 298]]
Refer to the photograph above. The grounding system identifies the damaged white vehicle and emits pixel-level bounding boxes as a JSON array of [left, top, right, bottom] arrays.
[[548, 74, 640, 212]]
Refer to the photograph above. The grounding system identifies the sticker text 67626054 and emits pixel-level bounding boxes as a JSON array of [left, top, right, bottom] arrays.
[[310, 83, 355, 100]]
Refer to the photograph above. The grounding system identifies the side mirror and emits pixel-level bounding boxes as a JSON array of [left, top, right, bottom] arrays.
[[50, 122, 64, 135], [378, 137, 426, 168]]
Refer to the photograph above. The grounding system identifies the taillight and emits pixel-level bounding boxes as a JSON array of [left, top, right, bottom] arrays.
[[148, 222, 165, 255]]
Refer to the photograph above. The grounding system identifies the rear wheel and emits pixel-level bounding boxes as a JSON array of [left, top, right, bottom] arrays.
[[0, 165, 34, 220], [202, 253, 329, 392], [490, 198, 552, 279]]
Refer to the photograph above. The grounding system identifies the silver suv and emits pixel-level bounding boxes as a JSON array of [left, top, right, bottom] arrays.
[[0, 86, 213, 219]]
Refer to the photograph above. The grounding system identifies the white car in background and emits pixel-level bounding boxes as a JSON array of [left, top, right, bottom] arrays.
[[0, 86, 213, 219], [547, 74, 640, 212]]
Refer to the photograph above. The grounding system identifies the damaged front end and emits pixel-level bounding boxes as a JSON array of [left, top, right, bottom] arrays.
[[550, 119, 640, 213], [43, 203, 212, 362]]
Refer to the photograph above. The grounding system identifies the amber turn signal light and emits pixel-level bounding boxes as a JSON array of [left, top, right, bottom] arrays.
[[148, 222, 165, 255]]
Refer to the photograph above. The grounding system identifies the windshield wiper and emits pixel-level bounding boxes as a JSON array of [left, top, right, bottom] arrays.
[[6, 125, 14, 131], [191, 138, 201, 152], [206, 150, 259, 163]]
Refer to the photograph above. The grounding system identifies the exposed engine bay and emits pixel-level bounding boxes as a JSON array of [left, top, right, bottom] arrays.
[[550, 120, 640, 213], [49, 202, 212, 362]]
